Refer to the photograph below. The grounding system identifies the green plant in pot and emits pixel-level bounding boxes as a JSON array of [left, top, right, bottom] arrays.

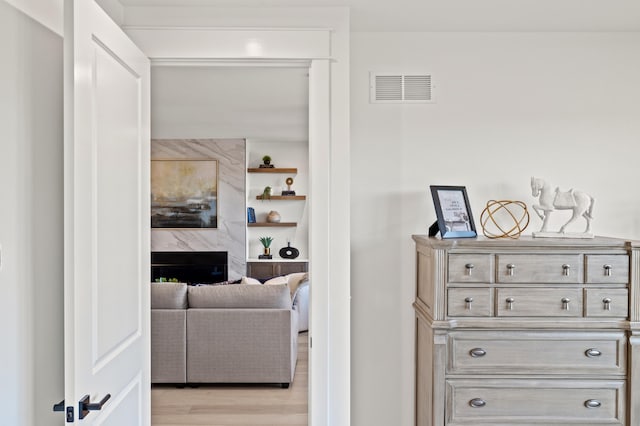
[[259, 236, 274, 258], [260, 186, 272, 200], [262, 155, 272, 166]]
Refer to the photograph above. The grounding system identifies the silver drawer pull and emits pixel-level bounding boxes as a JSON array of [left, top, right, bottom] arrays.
[[469, 398, 486, 408], [561, 297, 571, 310], [465, 263, 475, 276], [603, 264, 612, 277], [603, 297, 612, 311], [469, 348, 486, 358], [464, 297, 474, 310], [562, 264, 571, 276], [506, 297, 515, 310], [585, 348, 602, 358], [584, 399, 602, 409], [506, 264, 516, 276]]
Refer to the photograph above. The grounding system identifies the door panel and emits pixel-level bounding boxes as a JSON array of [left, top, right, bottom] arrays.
[[94, 39, 143, 365], [65, 0, 150, 424]]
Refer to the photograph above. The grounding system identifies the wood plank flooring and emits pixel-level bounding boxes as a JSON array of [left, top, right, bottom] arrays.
[[151, 333, 308, 426]]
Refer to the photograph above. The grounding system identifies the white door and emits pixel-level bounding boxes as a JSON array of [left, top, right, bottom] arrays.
[[64, 0, 150, 424]]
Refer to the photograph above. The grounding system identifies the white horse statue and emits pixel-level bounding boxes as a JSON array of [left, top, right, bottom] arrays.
[[530, 177, 595, 237]]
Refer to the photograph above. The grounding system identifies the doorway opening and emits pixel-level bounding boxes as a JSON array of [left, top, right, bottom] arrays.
[[149, 64, 311, 423]]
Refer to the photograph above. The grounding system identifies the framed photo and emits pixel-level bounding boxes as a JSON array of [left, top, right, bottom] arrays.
[[151, 159, 218, 228], [429, 185, 477, 239]]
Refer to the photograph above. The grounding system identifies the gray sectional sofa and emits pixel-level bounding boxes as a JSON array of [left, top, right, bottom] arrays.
[[151, 282, 298, 387]]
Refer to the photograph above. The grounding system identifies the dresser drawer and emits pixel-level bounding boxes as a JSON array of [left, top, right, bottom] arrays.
[[496, 254, 583, 283], [496, 288, 583, 317], [448, 254, 492, 283], [448, 331, 627, 375], [586, 255, 629, 284], [447, 288, 491, 317], [446, 379, 626, 426], [586, 288, 629, 318]]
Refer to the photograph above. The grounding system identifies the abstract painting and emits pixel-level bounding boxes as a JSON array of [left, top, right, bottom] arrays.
[[151, 159, 218, 228]]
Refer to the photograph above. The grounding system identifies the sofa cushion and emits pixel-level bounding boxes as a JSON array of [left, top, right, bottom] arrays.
[[151, 282, 188, 309], [241, 276, 262, 285], [263, 275, 288, 286], [188, 283, 291, 309]]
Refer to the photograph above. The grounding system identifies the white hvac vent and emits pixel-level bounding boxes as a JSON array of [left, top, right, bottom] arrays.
[[370, 73, 433, 103]]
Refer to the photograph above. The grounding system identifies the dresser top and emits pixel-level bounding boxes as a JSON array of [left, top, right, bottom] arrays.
[[412, 235, 638, 251]]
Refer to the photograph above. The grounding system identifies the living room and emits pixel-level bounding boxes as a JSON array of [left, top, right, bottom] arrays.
[[3, 1, 640, 425]]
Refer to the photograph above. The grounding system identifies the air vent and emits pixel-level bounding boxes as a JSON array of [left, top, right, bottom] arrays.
[[370, 73, 433, 103]]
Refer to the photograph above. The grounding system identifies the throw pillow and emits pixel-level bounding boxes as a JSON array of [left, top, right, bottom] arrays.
[[264, 275, 288, 286], [286, 272, 309, 290], [241, 276, 262, 285]]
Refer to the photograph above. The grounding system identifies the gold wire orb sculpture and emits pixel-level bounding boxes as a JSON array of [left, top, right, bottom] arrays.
[[480, 200, 530, 239]]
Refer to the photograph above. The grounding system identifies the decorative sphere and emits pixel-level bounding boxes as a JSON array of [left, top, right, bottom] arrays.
[[480, 200, 530, 239]]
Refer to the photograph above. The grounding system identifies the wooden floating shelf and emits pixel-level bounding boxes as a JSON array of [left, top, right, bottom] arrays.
[[256, 195, 306, 200], [247, 222, 297, 227], [247, 167, 298, 174]]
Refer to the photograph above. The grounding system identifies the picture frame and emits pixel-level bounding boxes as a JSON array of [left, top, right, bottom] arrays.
[[429, 185, 477, 239], [151, 159, 218, 228]]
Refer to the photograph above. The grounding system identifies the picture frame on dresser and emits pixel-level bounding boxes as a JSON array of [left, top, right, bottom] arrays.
[[429, 185, 477, 238]]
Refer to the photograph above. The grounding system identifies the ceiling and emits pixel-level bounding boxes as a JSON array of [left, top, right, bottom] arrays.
[[118, 0, 640, 32]]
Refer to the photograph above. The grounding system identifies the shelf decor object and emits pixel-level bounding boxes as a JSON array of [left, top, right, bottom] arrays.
[[258, 236, 273, 259], [259, 155, 274, 168], [282, 177, 296, 196], [279, 242, 300, 259], [267, 210, 281, 223], [247, 207, 256, 224]]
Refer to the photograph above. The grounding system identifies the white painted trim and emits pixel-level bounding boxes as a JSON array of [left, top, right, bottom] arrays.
[[126, 27, 331, 60], [308, 59, 331, 426], [149, 58, 325, 67], [124, 22, 350, 425], [124, 26, 334, 31]]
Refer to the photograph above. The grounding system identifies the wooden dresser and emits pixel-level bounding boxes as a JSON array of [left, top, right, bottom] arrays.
[[412, 235, 640, 426]]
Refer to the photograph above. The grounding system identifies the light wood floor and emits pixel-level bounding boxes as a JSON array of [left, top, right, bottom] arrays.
[[151, 333, 308, 426]]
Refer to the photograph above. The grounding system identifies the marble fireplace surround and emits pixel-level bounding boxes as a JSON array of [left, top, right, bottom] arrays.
[[151, 139, 246, 281]]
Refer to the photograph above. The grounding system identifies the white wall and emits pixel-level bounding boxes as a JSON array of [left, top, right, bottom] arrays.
[[150, 66, 309, 143], [0, 1, 64, 425], [351, 31, 640, 426]]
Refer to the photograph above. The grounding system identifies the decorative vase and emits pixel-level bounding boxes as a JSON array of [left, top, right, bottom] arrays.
[[279, 242, 300, 259], [267, 210, 281, 223], [263, 247, 271, 256]]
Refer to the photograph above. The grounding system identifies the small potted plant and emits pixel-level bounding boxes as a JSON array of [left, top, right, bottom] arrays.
[[260, 155, 274, 168], [260, 186, 272, 200], [259, 236, 273, 259]]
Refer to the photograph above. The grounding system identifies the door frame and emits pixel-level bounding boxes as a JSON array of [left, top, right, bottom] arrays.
[[125, 25, 350, 425]]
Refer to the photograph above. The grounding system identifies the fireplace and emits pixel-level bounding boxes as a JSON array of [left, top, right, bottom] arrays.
[[151, 251, 228, 284]]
